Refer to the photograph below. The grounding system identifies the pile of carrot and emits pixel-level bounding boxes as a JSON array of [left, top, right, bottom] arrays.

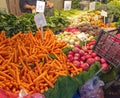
[[0, 29, 82, 94]]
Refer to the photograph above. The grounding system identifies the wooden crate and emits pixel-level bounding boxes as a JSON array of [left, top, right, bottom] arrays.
[[6, 0, 22, 16]]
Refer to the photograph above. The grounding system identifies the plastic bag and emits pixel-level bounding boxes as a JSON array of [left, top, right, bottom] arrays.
[[19, 89, 45, 98], [0, 89, 18, 98], [0, 89, 45, 98], [79, 76, 104, 98]]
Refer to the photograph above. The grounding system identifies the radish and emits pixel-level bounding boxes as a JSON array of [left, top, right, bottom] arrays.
[[80, 56, 86, 61], [100, 58, 106, 64], [72, 47, 79, 53], [86, 58, 95, 65], [94, 56, 101, 61], [73, 60, 81, 68], [67, 54, 74, 62], [91, 52, 97, 58], [79, 50, 85, 56], [74, 53, 80, 58], [74, 44, 81, 49], [80, 63, 89, 70], [101, 63, 109, 71], [73, 56, 80, 61], [85, 54, 91, 59], [68, 51, 74, 56]]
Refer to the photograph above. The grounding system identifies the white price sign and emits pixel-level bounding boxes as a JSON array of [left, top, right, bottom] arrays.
[[64, 1, 72, 11], [34, 13, 47, 28], [36, 1, 45, 13], [89, 2, 96, 11], [101, 10, 107, 17], [94, 15, 98, 21]]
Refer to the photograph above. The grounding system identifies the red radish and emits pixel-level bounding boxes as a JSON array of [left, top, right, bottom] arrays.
[[73, 56, 80, 60], [67, 59, 71, 62], [67, 54, 74, 62], [68, 51, 74, 56], [82, 46, 87, 51], [85, 54, 91, 59], [80, 56, 86, 61], [94, 56, 101, 61], [90, 45, 94, 49], [80, 63, 89, 70], [79, 50, 85, 56], [74, 53, 80, 58], [73, 60, 81, 68], [80, 61, 84, 64], [86, 58, 95, 65], [91, 53, 97, 58], [74, 44, 81, 49], [101, 63, 109, 71], [72, 47, 79, 53], [100, 58, 106, 64], [67, 54, 73, 59]]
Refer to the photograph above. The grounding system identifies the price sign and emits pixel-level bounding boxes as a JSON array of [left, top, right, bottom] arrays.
[[34, 13, 47, 28], [94, 15, 98, 21], [36, 1, 45, 13], [64, 1, 72, 11], [101, 10, 107, 17], [89, 2, 96, 11]]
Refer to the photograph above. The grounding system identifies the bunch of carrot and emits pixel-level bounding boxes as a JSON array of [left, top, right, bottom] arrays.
[[0, 29, 82, 94]]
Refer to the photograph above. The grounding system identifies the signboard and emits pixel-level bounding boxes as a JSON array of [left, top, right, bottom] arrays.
[[89, 2, 96, 11], [101, 10, 107, 17], [64, 1, 72, 11], [36, 1, 45, 13], [34, 13, 47, 28]]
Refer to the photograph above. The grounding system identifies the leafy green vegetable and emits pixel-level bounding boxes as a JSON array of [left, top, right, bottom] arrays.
[[44, 62, 100, 98]]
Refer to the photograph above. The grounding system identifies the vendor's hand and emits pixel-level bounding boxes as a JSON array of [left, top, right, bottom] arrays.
[[30, 5, 36, 10], [46, 1, 54, 8]]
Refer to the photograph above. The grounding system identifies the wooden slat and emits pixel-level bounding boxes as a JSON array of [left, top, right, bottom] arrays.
[[6, 0, 22, 16]]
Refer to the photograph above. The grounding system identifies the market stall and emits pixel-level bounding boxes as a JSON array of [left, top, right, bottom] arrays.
[[0, 0, 120, 98]]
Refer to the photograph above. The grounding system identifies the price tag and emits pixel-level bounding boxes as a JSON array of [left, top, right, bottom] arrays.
[[101, 10, 107, 17], [36, 1, 45, 13], [77, 33, 88, 42], [94, 15, 98, 21], [89, 2, 96, 11], [34, 13, 47, 28], [64, 1, 72, 11]]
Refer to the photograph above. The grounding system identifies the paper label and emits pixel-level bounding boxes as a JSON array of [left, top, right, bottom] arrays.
[[64, 1, 72, 11], [89, 2, 96, 11], [34, 13, 47, 28], [36, 1, 45, 13], [101, 10, 107, 17], [94, 15, 98, 21]]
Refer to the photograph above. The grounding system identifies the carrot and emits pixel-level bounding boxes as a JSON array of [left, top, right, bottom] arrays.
[[0, 29, 83, 94], [43, 76, 54, 88], [33, 71, 47, 83]]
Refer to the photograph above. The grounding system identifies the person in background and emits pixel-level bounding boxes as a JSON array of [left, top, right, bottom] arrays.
[[19, 0, 54, 15]]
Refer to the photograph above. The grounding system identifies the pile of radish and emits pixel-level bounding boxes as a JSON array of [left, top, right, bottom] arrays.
[[67, 39, 109, 71]]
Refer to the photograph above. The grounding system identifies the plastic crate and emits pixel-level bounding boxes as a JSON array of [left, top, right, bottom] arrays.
[[93, 28, 120, 68]]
